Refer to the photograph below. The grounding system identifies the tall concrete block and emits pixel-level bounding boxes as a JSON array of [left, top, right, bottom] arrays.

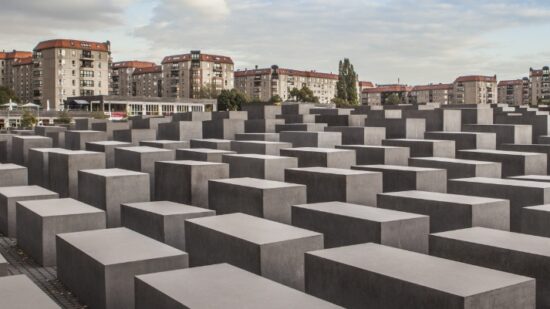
[[190, 138, 231, 150], [521, 204, 550, 237], [0, 185, 58, 237], [276, 114, 316, 124], [157, 121, 203, 141], [458, 149, 547, 177], [203, 119, 245, 140], [212, 111, 248, 120], [409, 157, 502, 178], [431, 227, 550, 309], [382, 138, 455, 158], [499, 143, 550, 174], [135, 264, 340, 309], [222, 153, 297, 181], [324, 126, 385, 145], [365, 118, 426, 139], [175, 148, 235, 162], [280, 147, 356, 168], [305, 243, 535, 309], [292, 201, 429, 252], [85, 140, 133, 168], [353, 164, 447, 193], [0, 275, 60, 308], [315, 115, 366, 127], [113, 129, 157, 146], [121, 201, 215, 251], [336, 145, 410, 165], [75, 118, 107, 130], [11, 135, 53, 165], [378, 190, 510, 232], [78, 168, 150, 227], [245, 119, 285, 133], [275, 123, 327, 133], [155, 160, 229, 208], [280, 131, 341, 148], [65, 130, 108, 150], [230, 140, 292, 155], [56, 228, 188, 309], [171, 111, 212, 122], [114, 146, 175, 196], [425, 131, 497, 150], [131, 116, 172, 132], [209, 177, 306, 224], [463, 124, 532, 145], [242, 104, 282, 119], [45, 130, 65, 148], [448, 177, 550, 231], [28, 148, 73, 188], [0, 134, 14, 163], [91, 121, 130, 140], [0, 163, 28, 186], [34, 125, 67, 137], [185, 213, 323, 290], [16, 198, 106, 266], [285, 167, 382, 206], [49, 150, 106, 198]]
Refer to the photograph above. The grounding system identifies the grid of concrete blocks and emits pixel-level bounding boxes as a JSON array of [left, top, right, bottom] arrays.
[[2, 102, 550, 308]]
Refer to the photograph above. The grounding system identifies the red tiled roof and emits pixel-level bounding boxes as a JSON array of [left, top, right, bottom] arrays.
[[112, 61, 156, 69], [34, 39, 110, 52], [411, 83, 453, 91], [12, 57, 33, 66], [0, 50, 33, 60], [498, 79, 523, 87], [454, 75, 497, 83], [358, 81, 375, 88], [133, 65, 162, 75], [234, 67, 338, 80], [162, 53, 233, 65], [530, 69, 543, 77], [363, 85, 412, 94]]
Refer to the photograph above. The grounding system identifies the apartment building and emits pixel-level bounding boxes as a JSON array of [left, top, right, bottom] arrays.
[[361, 84, 412, 105], [410, 83, 453, 104], [11, 57, 33, 103], [161, 50, 234, 99], [234, 65, 338, 104], [452, 75, 497, 104], [530, 66, 550, 105], [132, 65, 163, 97], [110, 61, 156, 96], [32, 39, 111, 109], [497, 78, 530, 106], [0, 50, 33, 89]]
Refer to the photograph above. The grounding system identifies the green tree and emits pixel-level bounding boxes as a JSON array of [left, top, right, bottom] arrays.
[[335, 58, 359, 105], [20, 110, 37, 128], [289, 86, 319, 103], [217, 89, 249, 111], [197, 83, 220, 99], [385, 93, 402, 105], [90, 110, 108, 119], [56, 110, 72, 124], [0, 86, 20, 104], [269, 95, 283, 104]]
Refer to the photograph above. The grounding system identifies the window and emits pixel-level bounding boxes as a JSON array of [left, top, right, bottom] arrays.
[[80, 80, 94, 87], [72, 70, 75, 76], [80, 70, 94, 78]]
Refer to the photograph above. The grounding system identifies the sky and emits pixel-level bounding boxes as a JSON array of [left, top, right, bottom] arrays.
[[2, 0, 550, 85]]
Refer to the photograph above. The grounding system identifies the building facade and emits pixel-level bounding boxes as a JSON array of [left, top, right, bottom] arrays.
[[497, 78, 529, 106], [530, 67, 550, 105], [452, 75, 497, 104], [161, 51, 233, 99], [410, 83, 453, 105], [234, 65, 338, 104], [361, 84, 412, 105], [132, 65, 163, 97], [32, 39, 111, 110], [110, 61, 156, 96], [0, 50, 33, 89], [11, 57, 34, 103]]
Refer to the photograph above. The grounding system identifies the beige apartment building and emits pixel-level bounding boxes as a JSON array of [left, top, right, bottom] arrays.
[[32, 39, 111, 109], [132, 65, 163, 97], [497, 78, 529, 106], [11, 57, 33, 103], [410, 83, 453, 104], [234, 65, 338, 104], [162, 51, 234, 99], [452, 75, 497, 104], [110, 61, 156, 96], [361, 84, 412, 105], [0, 50, 33, 89], [530, 66, 550, 105]]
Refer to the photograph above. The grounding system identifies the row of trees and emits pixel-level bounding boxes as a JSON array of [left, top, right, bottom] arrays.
[[0, 86, 19, 104]]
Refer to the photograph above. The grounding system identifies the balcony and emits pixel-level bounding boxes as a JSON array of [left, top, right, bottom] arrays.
[[81, 51, 93, 59]]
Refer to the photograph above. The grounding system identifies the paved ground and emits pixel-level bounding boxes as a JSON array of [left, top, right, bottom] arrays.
[[0, 235, 84, 308]]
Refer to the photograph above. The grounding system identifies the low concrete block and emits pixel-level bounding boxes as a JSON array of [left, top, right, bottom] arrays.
[[91, 121, 130, 140], [325, 126, 385, 145], [245, 119, 285, 133], [457, 149, 547, 177], [16, 198, 106, 266], [280, 131, 341, 148], [78, 168, 150, 227], [185, 213, 323, 290], [409, 157, 502, 179], [65, 130, 108, 150], [230, 140, 291, 155], [0, 163, 28, 186], [521, 204, 550, 237], [190, 138, 231, 150], [113, 129, 157, 146], [57, 228, 188, 309], [12, 135, 53, 165], [424, 131, 496, 150], [382, 138, 455, 158], [275, 123, 327, 133], [157, 121, 203, 141], [463, 124, 532, 145], [139, 140, 189, 150], [280, 147, 356, 168], [209, 177, 306, 224], [292, 201, 429, 252], [203, 119, 245, 140], [235, 132, 280, 142], [222, 153, 297, 181], [0, 275, 60, 308], [85, 140, 133, 168], [155, 160, 229, 208], [49, 150, 106, 198], [336, 145, 410, 165], [175, 148, 235, 162], [353, 164, 447, 193], [285, 167, 382, 206]]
